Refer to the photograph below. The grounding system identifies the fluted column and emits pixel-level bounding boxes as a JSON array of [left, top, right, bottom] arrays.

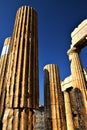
[[64, 90, 74, 130], [0, 37, 11, 95], [67, 47, 87, 129], [0, 6, 39, 130], [67, 47, 86, 95], [0, 37, 11, 118], [44, 64, 66, 130], [5, 6, 39, 109], [2, 109, 36, 130]]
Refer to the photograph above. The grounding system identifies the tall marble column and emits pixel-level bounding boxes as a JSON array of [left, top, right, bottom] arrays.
[[0, 37, 11, 76], [44, 64, 66, 130], [67, 47, 87, 101], [5, 6, 39, 109], [0, 37, 11, 119], [0, 37, 11, 96], [67, 47, 87, 129], [0, 6, 39, 130], [64, 90, 74, 130], [67, 47, 86, 95]]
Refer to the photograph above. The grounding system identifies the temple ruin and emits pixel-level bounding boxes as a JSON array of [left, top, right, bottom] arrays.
[[0, 5, 87, 130]]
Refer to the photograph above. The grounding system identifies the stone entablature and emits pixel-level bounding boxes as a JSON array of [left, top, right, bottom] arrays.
[[61, 68, 87, 91], [71, 19, 87, 47], [61, 75, 72, 91]]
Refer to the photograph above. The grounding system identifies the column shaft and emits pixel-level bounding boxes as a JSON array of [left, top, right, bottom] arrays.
[[68, 48, 86, 98], [64, 91, 74, 130], [68, 47, 87, 129], [44, 64, 66, 130], [0, 37, 11, 118], [0, 6, 39, 130]]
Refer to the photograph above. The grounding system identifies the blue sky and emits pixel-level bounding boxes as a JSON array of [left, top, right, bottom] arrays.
[[0, 0, 87, 105]]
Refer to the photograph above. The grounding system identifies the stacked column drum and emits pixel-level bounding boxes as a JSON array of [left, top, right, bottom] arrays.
[[44, 64, 66, 130], [0, 6, 39, 130]]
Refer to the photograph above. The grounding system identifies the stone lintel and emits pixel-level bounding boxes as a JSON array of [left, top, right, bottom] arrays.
[[61, 75, 72, 91], [71, 19, 87, 47]]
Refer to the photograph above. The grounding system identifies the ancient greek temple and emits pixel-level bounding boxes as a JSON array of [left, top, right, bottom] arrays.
[[0, 5, 87, 130], [44, 20, 87, 130]]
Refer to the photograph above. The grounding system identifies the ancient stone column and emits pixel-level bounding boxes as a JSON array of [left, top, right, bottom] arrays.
[[67, 47, 87, 101], [64, 90, 74, 130], [67, 47, 87, 129], [6, 6, 39, 109], [0, 37, 11, 119], [0, 6, 39, 130], [2, 109, 36, 130], [67, 47, 86, 95], [44, 64, 66, 130], [0, 37, 11, 96]]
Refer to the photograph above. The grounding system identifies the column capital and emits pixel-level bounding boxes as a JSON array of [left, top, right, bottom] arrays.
[[67, 47, 80, 55], [67, 47, 80, 61]]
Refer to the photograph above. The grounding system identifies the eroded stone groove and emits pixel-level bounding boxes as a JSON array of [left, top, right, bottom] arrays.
[[0, 6, 39, 130], [44, 64, 67, 130]]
